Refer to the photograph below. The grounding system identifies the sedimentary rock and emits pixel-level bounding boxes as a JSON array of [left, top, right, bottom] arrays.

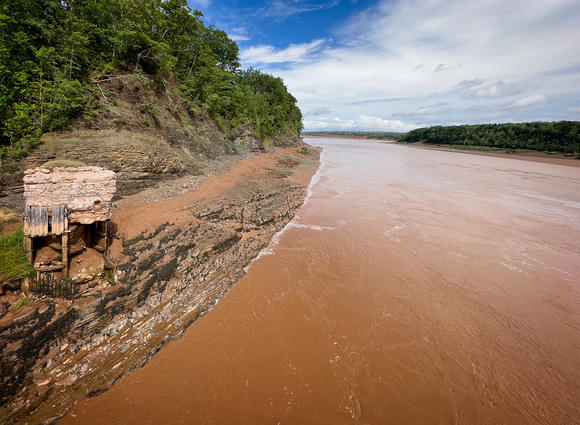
[[23, 167, 116, 224]]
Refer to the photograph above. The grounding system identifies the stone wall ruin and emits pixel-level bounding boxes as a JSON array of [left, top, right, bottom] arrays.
[[22, 166, 116, 294]]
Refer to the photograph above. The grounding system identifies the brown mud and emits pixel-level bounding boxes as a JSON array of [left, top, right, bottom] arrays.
[[59, 137, 580, 425], [0, 144, 320, 425]]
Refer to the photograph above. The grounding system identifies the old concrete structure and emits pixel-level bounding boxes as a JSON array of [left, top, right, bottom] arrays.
[[22, 166, 116, 293]]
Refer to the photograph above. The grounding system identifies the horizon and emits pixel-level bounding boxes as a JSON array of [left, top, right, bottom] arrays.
[[188, 0, 580, 133], [299, 119, 580, 134]]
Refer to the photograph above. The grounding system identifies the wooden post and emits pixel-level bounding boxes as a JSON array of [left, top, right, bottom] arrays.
[[104, 221, 108, 253], [22, 236, 33, 292], [62, 231, 69, 278], [85, 224, 91, 249], [92, 221, 108, 253], [23, 235, 33, 263]]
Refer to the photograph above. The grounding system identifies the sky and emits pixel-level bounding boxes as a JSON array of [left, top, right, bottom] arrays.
[[187, 0, 580, 132]]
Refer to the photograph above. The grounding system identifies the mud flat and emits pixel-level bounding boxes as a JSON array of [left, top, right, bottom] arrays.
[[398, 141, 580, 167], [0, 144, 320, 425]]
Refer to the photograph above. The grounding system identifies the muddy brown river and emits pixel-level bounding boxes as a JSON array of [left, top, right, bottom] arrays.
[[62, 138, 580, 425]]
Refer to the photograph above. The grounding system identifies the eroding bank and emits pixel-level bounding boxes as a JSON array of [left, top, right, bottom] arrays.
[[0, 144, 320, 424]]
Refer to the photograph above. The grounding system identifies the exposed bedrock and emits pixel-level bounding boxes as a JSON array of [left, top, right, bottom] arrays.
[[0, 147, 319, 425]]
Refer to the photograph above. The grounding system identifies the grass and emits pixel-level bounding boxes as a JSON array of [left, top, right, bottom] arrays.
[[0, 207, 21, 232], [13, 296, 33, 312], [0, 225, 35, 288], [42, 159, 85, 170]]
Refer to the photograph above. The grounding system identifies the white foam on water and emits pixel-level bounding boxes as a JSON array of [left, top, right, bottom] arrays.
[[244, 147, 327, 272]]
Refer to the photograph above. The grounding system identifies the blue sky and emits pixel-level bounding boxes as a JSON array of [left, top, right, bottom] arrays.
[[188, 0, 580, 132]]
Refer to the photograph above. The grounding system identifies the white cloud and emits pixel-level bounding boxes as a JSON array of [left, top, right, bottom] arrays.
[[188, 0, 211, 10], [435, 63, 462, 72], [229, 34, 251, 42], [462, 81, 537, 100], [241, 0, 580, 129], [456, 79, 485, 91], [257, 0, 339, 19], [396, 102, 451, 118], [511, 94, 548, 108], [306, 106, 331, 116], [304, 115, 423, 132], [240, 39, 328, 64]]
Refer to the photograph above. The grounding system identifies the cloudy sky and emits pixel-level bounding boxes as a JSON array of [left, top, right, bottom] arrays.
[[189, 0, 580, 132]]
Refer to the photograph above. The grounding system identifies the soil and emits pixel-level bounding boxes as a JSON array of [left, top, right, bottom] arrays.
[[0, 142, 321, 425], [0, 221, 19, 235]]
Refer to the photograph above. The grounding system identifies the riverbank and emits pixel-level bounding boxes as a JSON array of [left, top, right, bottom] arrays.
[[401, 141, 580, 167], [0, 143, 320, 424]]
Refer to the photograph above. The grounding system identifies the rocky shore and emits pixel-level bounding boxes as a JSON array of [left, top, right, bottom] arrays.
[[0, 143, 320, 424]]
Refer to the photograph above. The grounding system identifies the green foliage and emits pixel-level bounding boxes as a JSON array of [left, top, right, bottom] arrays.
[[0, 0, 302, 162], [236, 68, 303, 140], [400, 122, 580, 153], [0, 226, 34, 287], [506, 149, 535, 154], [13, 296, 33, 311], [448, 145, 502, 151]]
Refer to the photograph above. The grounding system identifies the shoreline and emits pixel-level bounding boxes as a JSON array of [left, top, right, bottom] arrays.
[[0, 143, 321, 424], [402, 141, 580, 168]]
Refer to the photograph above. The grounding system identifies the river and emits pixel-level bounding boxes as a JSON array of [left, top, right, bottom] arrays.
[[63, 138, 580, 425]]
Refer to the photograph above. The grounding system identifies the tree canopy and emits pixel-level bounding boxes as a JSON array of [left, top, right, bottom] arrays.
[[400, 122, 580, 153], [0, 0, 303, 161]]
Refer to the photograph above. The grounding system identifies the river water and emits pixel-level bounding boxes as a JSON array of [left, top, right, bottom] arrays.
[[64, 138, 580, 425]]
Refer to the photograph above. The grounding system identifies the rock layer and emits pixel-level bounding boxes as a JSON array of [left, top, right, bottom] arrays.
[[23, 166, 116, 224], [0, 145, 320, 424]]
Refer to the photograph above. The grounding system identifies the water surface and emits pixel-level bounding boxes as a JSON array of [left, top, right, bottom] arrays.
[[64, 138, 580, 424]]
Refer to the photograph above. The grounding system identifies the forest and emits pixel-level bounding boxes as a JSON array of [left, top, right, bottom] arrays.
[[303, 122, 580, 155], [399, 121, 580, 153], [0, 0, 303, 162]]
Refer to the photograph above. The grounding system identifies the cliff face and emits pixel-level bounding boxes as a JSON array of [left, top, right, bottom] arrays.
[[0, 144, 320, 424], [0, 72, 300, 211], [0, 71, 309, 423]]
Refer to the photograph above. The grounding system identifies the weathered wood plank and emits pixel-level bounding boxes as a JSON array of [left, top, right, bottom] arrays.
[[51, 206, 67, 235], [23, 206, 49, 237]]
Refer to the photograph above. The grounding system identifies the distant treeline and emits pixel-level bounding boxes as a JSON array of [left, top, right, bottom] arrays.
[[302, 131, 405, 140], [400, 121, 580, 153]]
